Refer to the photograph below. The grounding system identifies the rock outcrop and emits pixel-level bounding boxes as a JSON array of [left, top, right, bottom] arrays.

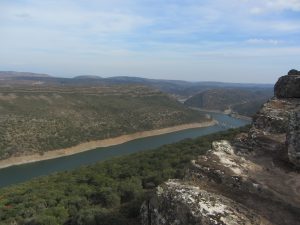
[[250, 69, 300, 167], [275, 69, 300, 98], [288, 69, 300, 76], [141, 70, 300, 225]]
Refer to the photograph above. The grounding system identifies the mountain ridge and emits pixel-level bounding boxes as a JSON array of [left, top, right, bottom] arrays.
[[0, 71, 273, 98]]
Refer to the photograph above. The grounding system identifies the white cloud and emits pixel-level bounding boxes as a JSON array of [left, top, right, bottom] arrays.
[[250, 7, 265, 14], [0, 1, 152, 34], [246, 38, 281, 45], [249, 0, 300, 14], [270, 21, 300, 32], [185, 45, 300, 60], [265, 0, 300, 11]]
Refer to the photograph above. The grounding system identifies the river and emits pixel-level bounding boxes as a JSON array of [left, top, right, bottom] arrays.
[[0, 112, 250, 188]]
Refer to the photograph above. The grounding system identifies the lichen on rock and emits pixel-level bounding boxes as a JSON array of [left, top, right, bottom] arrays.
[[141, 180, 270, 225]]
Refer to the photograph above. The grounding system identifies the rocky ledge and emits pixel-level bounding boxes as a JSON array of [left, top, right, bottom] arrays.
[[141, 70, 300, 225], [141, 179, 270, 225]]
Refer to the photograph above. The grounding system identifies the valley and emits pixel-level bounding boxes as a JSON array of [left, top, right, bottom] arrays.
[[0, 125, 249, 225], [0, 112, 249, 188], [0, 71, 281, 225], [1, 1, 299, 224]]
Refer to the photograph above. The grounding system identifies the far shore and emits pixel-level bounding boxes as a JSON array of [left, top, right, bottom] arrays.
[[0, 120, 217, 169], [189, 107, 252, 121]]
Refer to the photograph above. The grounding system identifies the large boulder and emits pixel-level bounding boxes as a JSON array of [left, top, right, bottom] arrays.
[[288, 69, 300, 76], [275, 70, 300, 98], [287, 111, 300, 168]]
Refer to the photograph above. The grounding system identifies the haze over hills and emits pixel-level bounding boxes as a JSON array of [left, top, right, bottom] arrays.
[[0, 71, 273, 119], [0, 71, 50, 78], [0, 71, 273, 98]]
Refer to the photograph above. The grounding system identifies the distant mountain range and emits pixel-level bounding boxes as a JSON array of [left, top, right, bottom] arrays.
[[0, 71, 50, 78], [0, 71, 273, 98]]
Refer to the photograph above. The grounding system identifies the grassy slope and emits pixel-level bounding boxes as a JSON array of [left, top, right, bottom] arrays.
[[0, 85, 207, 160], [0, 126, 249, 225]]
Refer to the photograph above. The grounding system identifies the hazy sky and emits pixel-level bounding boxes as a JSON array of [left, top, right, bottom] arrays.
[[0, 0, 299, 83]]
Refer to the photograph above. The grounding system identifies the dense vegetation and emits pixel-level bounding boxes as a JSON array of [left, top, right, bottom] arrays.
[[0, 86, 206, 160], [0, 126, 249, 225], [184, 88, 272, 116]]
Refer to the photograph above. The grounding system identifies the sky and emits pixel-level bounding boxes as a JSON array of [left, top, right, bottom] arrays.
[[0, 0, 299, 83]]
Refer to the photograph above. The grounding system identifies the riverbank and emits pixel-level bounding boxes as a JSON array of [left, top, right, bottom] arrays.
[[190, 107, 252, 121], [229, 113, 252, 121], [0, 120, 217, 169]]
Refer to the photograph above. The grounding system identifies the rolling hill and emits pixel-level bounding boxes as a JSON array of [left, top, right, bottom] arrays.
[[0, 71, 273, 98], [184, 88, 273, 117], [0, 85, 207, 160]]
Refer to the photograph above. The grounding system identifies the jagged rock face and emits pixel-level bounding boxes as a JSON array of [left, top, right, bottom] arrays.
[[249, 72, 300, 166], [249, 98, 294, 157], [141, 141, 300, 225], [274, 71, 300, 98], [189, 141, 300, 209], [287, 111, 300, 168], [249, 71, 300, 165], [252, 98, 292, 133], [140, 180, 269, 225]]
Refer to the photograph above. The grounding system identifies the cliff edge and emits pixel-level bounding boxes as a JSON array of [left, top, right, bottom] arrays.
[[141, 70, 300, 225]]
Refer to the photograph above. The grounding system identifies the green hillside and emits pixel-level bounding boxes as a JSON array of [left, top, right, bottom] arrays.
[[184, 88, 272, 116], [0, 126, 249, 225], [0, 85, 206, 160]]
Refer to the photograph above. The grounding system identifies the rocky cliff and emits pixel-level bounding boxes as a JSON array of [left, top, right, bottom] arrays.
[[141, 70, 300, 225]]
